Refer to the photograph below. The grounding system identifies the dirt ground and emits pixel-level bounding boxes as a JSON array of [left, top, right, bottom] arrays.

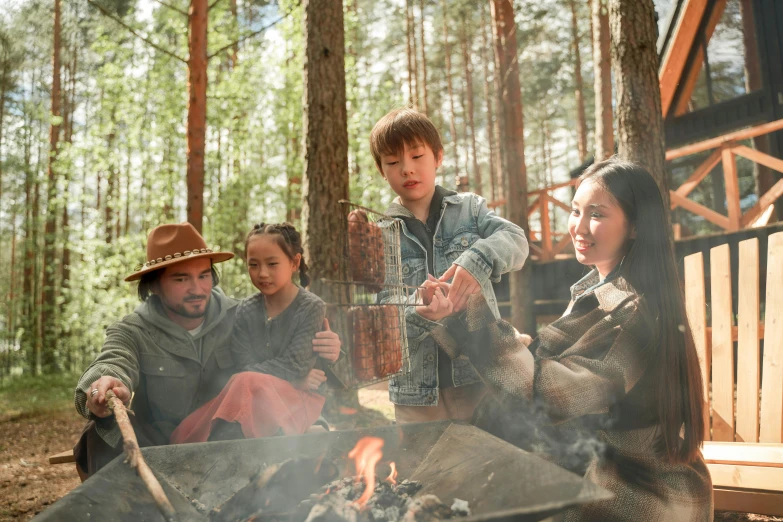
[[0, 410, 84, 521], [1, 386, 780, 522]]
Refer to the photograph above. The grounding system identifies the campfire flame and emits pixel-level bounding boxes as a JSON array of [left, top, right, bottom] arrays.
[[347, 436, 384, 507], [386, 462, 398, 485]]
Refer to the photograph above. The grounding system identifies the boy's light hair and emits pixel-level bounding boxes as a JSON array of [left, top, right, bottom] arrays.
[[369, 108, 444, 172]]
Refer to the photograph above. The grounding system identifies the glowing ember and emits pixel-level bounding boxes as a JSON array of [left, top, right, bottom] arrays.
[[385, 462, 398, 485], [347, 436, 384, 507]]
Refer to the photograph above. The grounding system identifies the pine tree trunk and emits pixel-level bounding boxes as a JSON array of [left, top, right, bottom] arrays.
[[41, 0, 62, 374], [418, 0, 428, 115], [569, 0, 588, 163], [441, 0, 461, 190], [480, 2, 498, 203], [405, 0, 415, 105], [460, 15, 481, 195], [7, 205, 17, 371], [302, 0, 349, 284], [410, 0, 420, 107], [592, 0, 614, 161], [609, 0, 668, 208], [187, 0, 208, 233], [0, 42, 9, 199], [105, 121, 116, 244], [301, 0, 355, 407], [490, 0, 533, 333]]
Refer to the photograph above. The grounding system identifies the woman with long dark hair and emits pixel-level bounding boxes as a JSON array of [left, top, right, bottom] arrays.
[[435, 158, 712, 521]]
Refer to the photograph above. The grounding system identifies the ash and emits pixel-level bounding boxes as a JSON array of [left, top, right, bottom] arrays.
[[297, 477, 470, 522]]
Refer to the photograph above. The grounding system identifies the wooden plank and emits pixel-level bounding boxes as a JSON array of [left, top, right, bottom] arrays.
[[706, 323, 765, 344], [550, 197, 571, 214], [731, 144, 783, 174], [708, 463, 783, 492], [527, 179, 576, 196], [669, 191, 730, 230], [736, 238, 760, 443], [711, 244, 735, 441], [741, 178, 783, 227], [670, 148, 722, 209], [703, 441, 783, 468], [527, 196, 540, 218], [659, 0, 710, 116], [48, 449, 75, 465], [666, 118, 783, 160], [760, 232, 783, 443], [671, 0, 726, 117], [684, 252, 711, 439], [750, 204, 776, 228], [722, 148, 742, 231], [714, 487, 783, 516], [551, 234, 572, 257]]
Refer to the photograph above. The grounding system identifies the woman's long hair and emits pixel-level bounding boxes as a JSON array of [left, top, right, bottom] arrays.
[[579, 158, 705, 463]]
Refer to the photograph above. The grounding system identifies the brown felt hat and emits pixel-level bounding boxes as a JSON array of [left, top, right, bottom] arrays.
[[125, 222, 235, 282]]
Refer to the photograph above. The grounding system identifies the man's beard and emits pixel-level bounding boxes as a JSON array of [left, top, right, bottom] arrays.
[[164, 297, 209, 319]]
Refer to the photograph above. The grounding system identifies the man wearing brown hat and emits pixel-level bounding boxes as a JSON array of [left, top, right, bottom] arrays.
[[73, 223, 341, 478]]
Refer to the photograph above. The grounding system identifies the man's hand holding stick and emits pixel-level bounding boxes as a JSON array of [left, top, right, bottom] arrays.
[[105, 390, 177, 522]]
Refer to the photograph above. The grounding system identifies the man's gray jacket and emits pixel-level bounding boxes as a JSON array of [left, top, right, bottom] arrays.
[[74, 288, 239, 447]]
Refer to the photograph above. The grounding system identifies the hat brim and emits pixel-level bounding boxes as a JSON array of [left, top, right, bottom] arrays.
[[125, 252, 235, 282]]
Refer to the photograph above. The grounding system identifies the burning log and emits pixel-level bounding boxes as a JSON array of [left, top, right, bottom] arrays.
[[209, 457, 338, 522], [214, 437, 469, 522], [106, 390, 177, 522]]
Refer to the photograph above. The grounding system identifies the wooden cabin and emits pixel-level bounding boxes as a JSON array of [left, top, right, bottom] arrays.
[[515, 0, 783, 321]]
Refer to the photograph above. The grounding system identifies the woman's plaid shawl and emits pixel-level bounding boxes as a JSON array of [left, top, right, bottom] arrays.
[[432, 274, 713, 522]]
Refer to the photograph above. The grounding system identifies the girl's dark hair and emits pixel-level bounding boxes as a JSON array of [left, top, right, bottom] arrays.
[[137, 265, 220, 301], [578, 158, 705, 464], [245, 222, 310, 287]]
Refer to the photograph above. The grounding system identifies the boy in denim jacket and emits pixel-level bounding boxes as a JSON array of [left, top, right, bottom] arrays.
[[371, 108, 529, 423]]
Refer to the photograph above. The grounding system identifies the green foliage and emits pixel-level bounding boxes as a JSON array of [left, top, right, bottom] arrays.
[[0, 372, 80, 418]]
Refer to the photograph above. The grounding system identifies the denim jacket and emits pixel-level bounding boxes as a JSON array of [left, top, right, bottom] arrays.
[[381, 191, 529, 406]]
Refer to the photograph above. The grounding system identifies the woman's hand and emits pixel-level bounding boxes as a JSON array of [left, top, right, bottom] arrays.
[[439, 264, 481, 312], [313, 318, 341, 363], [416, 279, 454, 322], [296, 369, 328, 391], [514, 328, 534, 347], [86, 376, 131, 418]]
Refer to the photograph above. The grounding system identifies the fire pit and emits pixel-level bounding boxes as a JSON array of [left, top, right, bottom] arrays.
[[35, 421, 610, 521]]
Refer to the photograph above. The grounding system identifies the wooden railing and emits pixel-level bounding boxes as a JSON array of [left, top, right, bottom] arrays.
[[488, 179, 577, 261], [667, 118, 783, 232]]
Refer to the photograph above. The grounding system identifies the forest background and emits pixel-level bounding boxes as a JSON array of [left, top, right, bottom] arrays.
[[0, 0, 753, 380]]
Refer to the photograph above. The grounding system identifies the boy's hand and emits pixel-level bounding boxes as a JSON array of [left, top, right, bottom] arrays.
[[439, 264, 481, 312], [416, 280, 453, 321], [419, 274, 450, 305]]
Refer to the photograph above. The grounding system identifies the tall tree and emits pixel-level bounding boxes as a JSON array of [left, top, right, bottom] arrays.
[[418, 0, 428, 115], [480, 2, 498, 202], [441, 0, 461, 190], [301, 0, 349, 286], [568, 0, 588, 162], [187, 0, 208, 232], [405, 0, 417, 106], [592, 0, 613, 161], [460, 12, 481, 195], [41, 0, 62, 373], [609, 0, 668, 208], [301, 0, 352, 404], [491, 0, 533, 333]]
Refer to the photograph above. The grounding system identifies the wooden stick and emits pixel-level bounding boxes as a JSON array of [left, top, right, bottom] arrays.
[[106, 391, 177, 521]]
